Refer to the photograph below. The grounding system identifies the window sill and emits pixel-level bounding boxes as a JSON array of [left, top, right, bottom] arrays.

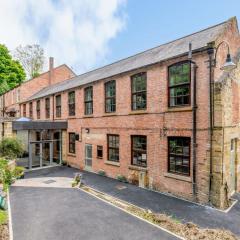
[[128, 165, 148, 172], [105, 160, 120, 167], [167, 106, 192, 112], [129, 110, 148, 115], [164, 172, 191, 182], [68, 116, 76, 119], [83, 115, 93, 118], [102, 113, 117, 117], [67, 153, 76, 157]]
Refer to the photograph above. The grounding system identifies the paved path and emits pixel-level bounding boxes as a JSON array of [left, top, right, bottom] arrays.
[[10, 171, 179, 240], [23, 166, 240, 237]]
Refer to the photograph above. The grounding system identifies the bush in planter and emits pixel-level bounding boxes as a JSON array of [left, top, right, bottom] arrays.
[[0, 137, 24, 160], [13, 166, 25, 179], [98, 170, 106, 176], [116, 174, 128, 183]]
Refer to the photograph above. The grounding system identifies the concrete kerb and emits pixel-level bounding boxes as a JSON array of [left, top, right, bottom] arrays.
[[7, 189, 13, 240]]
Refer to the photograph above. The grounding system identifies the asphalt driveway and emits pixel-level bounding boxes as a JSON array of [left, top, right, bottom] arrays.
[[9, 185, 179, 240], [22, 166, 240, 237]]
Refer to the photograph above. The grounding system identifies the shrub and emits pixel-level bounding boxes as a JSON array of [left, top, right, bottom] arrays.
[[98, 170, 106, 176], [0, 137, 24, 160], [116, 174, 128, 183], [0, 158, 13, 191], [13, 166, 25, 179]]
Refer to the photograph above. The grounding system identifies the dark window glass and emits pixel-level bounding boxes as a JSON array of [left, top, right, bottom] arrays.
[[29, 102, 33, 118], [168, 137, 190, 176], [105, 81, 116, 113], [131, 73, 147, 110], [36, 100, 40, 119], [55, 95, 61, 118], [69, 133, 75, 154], [23, 104, 26, 117], [45, 98, 50, 119], [107, 134, 119, 162], [35, 132, 41, 155], [131, 136, 147, 167], [68, 91, 75, 116], [84, 86, 93, 115], [168, 62, 191, 107], [97, 145, 103, 159]]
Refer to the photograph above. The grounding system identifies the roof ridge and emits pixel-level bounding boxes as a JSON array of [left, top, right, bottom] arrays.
[[71, 19, 228, 78], [25, 18, 232, 102], [37, 19, 228, 96]]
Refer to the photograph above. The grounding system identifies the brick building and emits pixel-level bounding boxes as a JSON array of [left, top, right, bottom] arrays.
[[0, 57, 75, 118], [1, 17, 240, 208]]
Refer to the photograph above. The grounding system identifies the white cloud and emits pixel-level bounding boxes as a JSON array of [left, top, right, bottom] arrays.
[[0, 0, 127, 74]]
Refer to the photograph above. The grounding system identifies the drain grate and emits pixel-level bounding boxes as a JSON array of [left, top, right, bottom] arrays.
[[43, 179, 56, 184], [115, 185, 127, 190]]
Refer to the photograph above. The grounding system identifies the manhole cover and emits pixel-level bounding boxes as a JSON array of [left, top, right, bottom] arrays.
[[115, 185, 127, 190], [43, 179, 56, 184]]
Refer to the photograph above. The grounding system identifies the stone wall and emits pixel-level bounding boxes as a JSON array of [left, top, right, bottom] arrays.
[[211, 54, 240, 208]]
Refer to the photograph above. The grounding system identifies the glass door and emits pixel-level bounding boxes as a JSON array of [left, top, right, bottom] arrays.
[[85, 144, 92, 170], [42, 142, 53, 167], [29, 142, 41, 168]]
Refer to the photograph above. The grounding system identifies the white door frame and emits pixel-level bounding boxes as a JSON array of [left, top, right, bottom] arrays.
[[85, 144, 92, 171]]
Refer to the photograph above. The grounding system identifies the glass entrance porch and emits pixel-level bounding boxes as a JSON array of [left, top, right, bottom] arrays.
[[16, 129, 62, 169]]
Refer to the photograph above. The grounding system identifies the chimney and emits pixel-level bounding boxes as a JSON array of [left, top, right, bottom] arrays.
[[49, 57, 54, 85]]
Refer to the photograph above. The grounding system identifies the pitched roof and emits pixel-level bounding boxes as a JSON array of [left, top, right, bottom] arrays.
[[26, 19, 230, 102]]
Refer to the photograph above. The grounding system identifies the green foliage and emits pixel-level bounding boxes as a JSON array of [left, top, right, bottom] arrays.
[[98, 170, 106, 176], [12, 166, 25, 179], [72, 173, 82, 188], [116, 174, 128, 183], [0, 158, 13, 191], [0, 210, 7, 225], [0, 137, 24, 160], [0, 44, 26, 94]]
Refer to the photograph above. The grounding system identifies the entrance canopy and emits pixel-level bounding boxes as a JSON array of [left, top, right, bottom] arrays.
[[12, 121, 67, 130]]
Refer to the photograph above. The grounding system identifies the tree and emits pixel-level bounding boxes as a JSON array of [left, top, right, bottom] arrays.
[[0, 44, 26, 94], [14, 44, 45, 79]]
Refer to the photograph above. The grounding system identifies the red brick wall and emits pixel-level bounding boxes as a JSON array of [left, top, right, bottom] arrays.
[[21, 51, 212, 203], [3, 64, 75, 117]]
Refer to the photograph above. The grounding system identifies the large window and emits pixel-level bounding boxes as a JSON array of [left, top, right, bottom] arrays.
[[36, 100, 40, 119], [131, 136, 147, 167], [68, 91, 75, 116], [45, 98, 50, 119], [84, 86, 93, 115], [105, 80, 116, 113], [131, 73, 147, 110], [107, 134, 119, 162], [29, 102, 33, 118], [168, 62, 191, 107], [23, 104, 26, 117], [55, 95, 61, 118], [168, 137, 190, 176], [69, 133, 75, 154]]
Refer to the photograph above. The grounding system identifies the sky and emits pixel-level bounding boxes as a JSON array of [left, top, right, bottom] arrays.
[[0, 0, 240, 75]]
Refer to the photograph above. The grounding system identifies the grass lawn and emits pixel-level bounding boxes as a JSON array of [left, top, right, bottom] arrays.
[[0, 210, 7, 225]]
